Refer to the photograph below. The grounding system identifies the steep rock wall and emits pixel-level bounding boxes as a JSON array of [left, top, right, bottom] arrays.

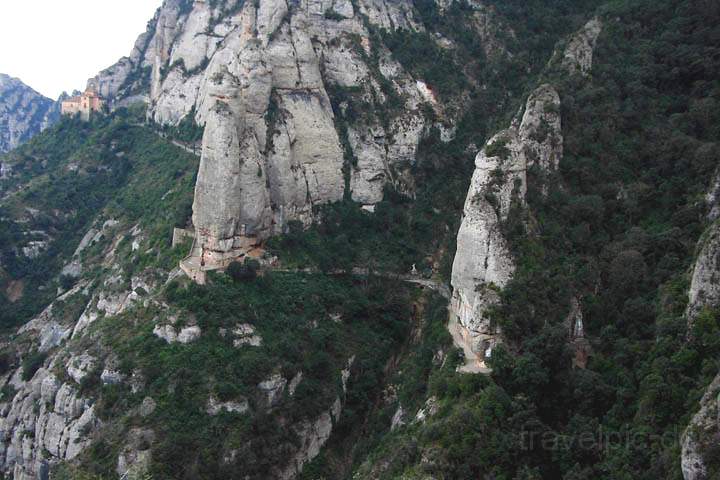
[[686, 222, 720, 326], [450, 84, 562, 370], [686, 169, 720, 326], [680, 168, 720, 479], [448, 17, 601, 371], [89, 0, 519, 266], [682, 374, 720, 480], [561, 17, 602, 76]]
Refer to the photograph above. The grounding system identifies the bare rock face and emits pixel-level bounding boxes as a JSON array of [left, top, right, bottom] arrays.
[[258, 373, 288, 408], [0, 74, 59, 153], [705, 164, 720, 222], [565, 297, 590, 368], [686, 222, 720, 327], [93, 0, 491, 270], [116, 428, 155, 479], [562, 18, 603, 76], [680, 176, 720, 479], [277, 398, 342, 480], [688, 165, 720, 327], [0, 365, 97, 480], [186, 1, 348, 262], [206, 396, 249, 416], [152, 323, 201, 344], [682, 374, 720, 480], [450, 84, 562, 370]]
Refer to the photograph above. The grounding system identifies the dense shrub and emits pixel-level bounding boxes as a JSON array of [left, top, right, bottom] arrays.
[[21, 351, 47, 381], [227, 259, 259, 282]]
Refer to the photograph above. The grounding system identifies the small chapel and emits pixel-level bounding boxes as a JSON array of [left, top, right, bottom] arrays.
[[61, 85, 105, 120]]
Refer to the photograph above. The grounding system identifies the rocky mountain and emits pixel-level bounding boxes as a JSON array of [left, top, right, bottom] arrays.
[[92, 0, 463, 269], [0, 75, 59, 154], [0, 0, 719, 479], [449, 15, 603, 372], [450, 82, 565, 371]]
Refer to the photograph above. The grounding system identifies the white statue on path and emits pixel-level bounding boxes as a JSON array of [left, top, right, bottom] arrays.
[[411, 264, 418, 275]]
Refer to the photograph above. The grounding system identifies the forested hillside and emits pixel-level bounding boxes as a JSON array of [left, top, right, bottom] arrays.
[[347, 1, 720, 478]]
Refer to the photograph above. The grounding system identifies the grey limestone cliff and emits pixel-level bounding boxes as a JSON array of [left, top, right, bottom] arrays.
[[90, 0, 456, 270], [680, 167, 720, 480], [448, 18, 602, 371], [682, 374, 720, 480], [450, 84, 563, 370], [561, 17, 602, 76]]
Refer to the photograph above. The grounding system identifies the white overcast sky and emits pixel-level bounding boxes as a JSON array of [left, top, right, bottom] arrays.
[[0, 0, 163, 99]]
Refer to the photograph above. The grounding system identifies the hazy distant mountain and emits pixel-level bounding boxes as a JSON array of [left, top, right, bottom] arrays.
[[0, 74, 59, 153]]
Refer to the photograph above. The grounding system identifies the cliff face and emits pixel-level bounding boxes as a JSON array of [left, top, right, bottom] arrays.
[[0, 294, 98, 480], [685, 171, 720, 327], [0, 75, 59, 154], [450, 84, 562, 370], [92, 0, 467, 265], [682, 373, 720, 480], [561, 17, 602, 76], [686, 223, 720, 327], [681, 172, 720, 480], [449, 18, 601, 371]]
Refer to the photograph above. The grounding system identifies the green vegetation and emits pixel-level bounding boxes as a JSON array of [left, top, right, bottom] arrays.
[[380, 29, 468, 100], [268, 193, 447, 277], [301, 292, 457, 479], [71, 271, 415, 479], [0, 109, 198, 329], [485, 136, 511, 160], [324, 8, 345, 21], [21, 350, 47, 381], [350, 1, 720, 478], [226, 259, 259, 282]]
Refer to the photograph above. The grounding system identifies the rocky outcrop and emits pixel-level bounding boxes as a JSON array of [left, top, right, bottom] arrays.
[[682, 374, 720, 480], [92, 0, 516, 273], [0, 364, 97, 479], [566, 297, 590, 368], [686, 222, 720, 327], [230, 323, 262, 347], [116, 428, 154, 479], [705, 166, 720, 222], [449, 15, 603, 371], [258, 373, 288, 408], [0, 220, 167, 478], [562, 18, 602, 76], [180, 0, 417, 266], [153, 322, 201, 344], [679, 164, 720, 479], [206, 396, 249, 415], [0, 74, 59, 153], [278, 397, 342, 480], [450, 84, 562, 371], [687, 157, 720, 327], [275, 358, 353, 479]]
